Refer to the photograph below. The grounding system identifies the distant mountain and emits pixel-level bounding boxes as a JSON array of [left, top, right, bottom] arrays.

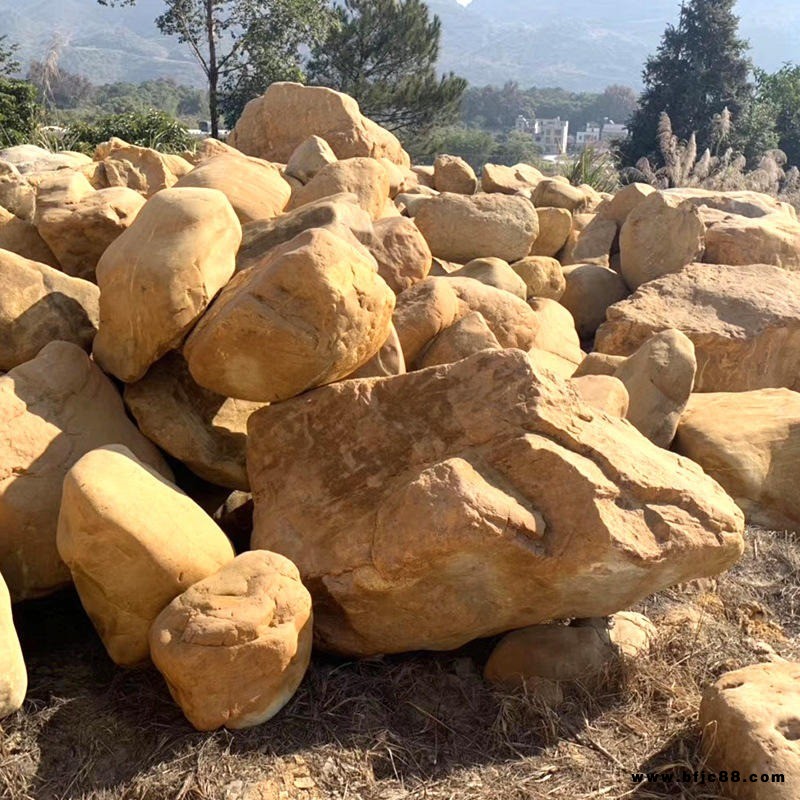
[[2, 0, 799, 91]]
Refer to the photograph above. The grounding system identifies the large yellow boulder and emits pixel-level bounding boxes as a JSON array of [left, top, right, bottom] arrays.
[[150, 551, 312, 731], [92, 187, 241, 383], [247, 349, 744, 656], [0, 572, 25, 718]]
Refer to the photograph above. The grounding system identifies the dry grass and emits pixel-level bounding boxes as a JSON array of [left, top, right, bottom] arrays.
[[1, 527, 798, 800]]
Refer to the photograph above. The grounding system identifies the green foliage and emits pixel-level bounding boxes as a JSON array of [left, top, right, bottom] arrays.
[[750, 65, 800, 167], [408, 125, 542, 171], [461, 82, 638, 133], [308, 0, 465, 136], [67, 109, 192, 152], [0, 35, 20, 78], [90, 79, 208, 120], [0, 78, 40, 146], [561, 147, 620, 193], [99, 0, 330, 137], [620, 0, 752, 166]]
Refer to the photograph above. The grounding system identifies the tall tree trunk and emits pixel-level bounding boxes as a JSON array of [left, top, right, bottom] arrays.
[[205, 0, 219, 138]]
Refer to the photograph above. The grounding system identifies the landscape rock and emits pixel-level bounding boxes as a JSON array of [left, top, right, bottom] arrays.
[[57, 445, 235, 666], [96, 139, 193, 197], [34, 186, 145, 281], [0, 572, 25, 718], [449, 257, 527, 298], [613, 329, 696, 448], [185, 228, 395, 402], [237, 193, 372, 271], [150, 551, 313, 731], [595, 263, 800, 392], [285, 135, 337, 184], [704, 213, 800, 269], [93, 187, 241, 383], [559, 214, 617, 267], [417, 310, 502, 368], [510, 255, 566, 300], [700, 662, 800, 799], [0, 145, 90, 174], [676, 388, 800, 531], [596, 182, 655, 227], [365, 216, 432, 293], [0, 342, 170, 601], [0, 162, 36, 220], [125, 353, 264, 491], [0, 206, 57, 265], [228, 82, 409, 167], [620, 192, 706, 290], [570, 374, 629, 417], [481, 163, 543, 194], [573, 352, 626, 377], [530, 206, 573, 257], [533, 179, 589, 212], [414, 192, 539, 263], [290, 157, 390, 219], [248, 348, 745, 656], [347, 324, 406, 379], [560, 263, 629, 340], [175, 154, 291, 223], [0, 249, 100, 371], [433, 154, 478, 194]]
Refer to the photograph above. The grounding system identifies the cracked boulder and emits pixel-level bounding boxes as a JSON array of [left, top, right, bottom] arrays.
[[247, 349, 744, 657]]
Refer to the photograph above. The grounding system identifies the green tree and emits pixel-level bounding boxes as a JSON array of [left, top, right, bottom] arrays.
[[752, 65, 800, 166], [307, 0, 466, 136], [98, 0, 330, 138], [0, 79, 39, 146], [620, 0, 752, 166], [0, 35, 20, 77]]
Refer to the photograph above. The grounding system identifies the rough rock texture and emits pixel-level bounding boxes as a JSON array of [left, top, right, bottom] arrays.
[[185, 228, 395, 402], [0, 250, 100, 371], [92, 187, 241, 383], [573, 352, 626, 377], [0, 342, 171, 601], [704, 213, 800, 269], [0, 206, 58, 265], [676, 389, 800, 531], [96, 139, 193, 197], [366, 216, 431, 294], [0, 572, 26, 718], [533, 179, 589, 212], [531, 207, 573, 257], [125, 353, 264, 491], [285, 135, 337, 184], [560, 264, 629, 340], [417, 310, 502, 368], [570, 374, 629, 418], [560, 215, 617, 267], [57, 445, 235, 666], [34, 185, 145, 281], [511, 256, 566, 300], [614, 329, 696, 448], [449, 258, 527, 299], [481, 163, 543, 195], [248, 348, 744, 656], [0, 145, 90, 174], [595, 263, 800, 392], [414, 193, 539, 264], [0, 162, 36, 220], [150, 551, 313, 731], [620, 192, 706, 290], [348, 325, 406, 379], [700, 662, 800, 800], [596, 183, 655, 227], [228, 83, 409, 167], [289, 158, 390, 219], [237, 193, 372, 271], [174, 154, 291, 224], [433, 155, 478, 195]]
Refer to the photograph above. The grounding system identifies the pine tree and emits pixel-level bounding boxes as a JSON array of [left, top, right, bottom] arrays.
[[620, 0, 752, 166], [307, 0, 466, 136]]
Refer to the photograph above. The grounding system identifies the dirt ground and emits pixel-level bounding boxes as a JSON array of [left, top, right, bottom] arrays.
[[1, 526, 798, 800]]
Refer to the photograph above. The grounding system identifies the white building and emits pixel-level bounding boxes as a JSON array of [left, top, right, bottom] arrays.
[[533, 117, 569, 155], [576, 123, 601, 148]]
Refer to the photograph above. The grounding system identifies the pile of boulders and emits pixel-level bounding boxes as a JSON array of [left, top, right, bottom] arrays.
[[0, 82, 798, 784]]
